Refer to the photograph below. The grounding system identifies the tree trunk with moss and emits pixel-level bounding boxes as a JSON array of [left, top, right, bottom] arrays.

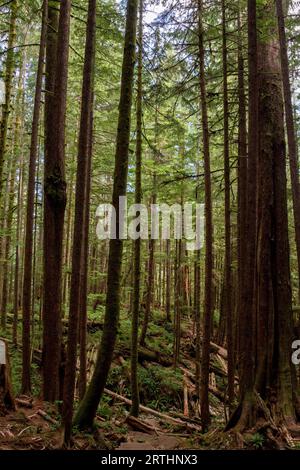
[[236, 5, 248, 395], [73, 0, 138, 429], [276, 0, 300, 304], [62, 0, 96, 444], [0, 0, 17, 202], [222, 0, 234, 413], [22, 0, 48, 395], [198, 0, 214, 431], [42, 0, 70, 402], [228, 0, 299, 434], [130, 0, 143, 418]]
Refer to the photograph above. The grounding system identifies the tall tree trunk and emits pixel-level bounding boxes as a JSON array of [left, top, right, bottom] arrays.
[[43, 0, 70, 402], [78, 98, 94, 401], [276, 0, 300, 304], [13, 162, 23, 346], [73, 0, 138, 430], [139, 213, 155, 346], [0, 0, 17, 201], [234, 0, 258, 428], [236, 5, 248, 390], [62, 0, 96, 444], [254, 0, 295, 424], [166, 239, 171, 322], [174, 238, 182, 369], [22, 0, 48, 395], [194, 162, 201, 399], [1, 158, 16, 328], [130, 0, 143, 418], [222, 0, 234, 413], [198, 0, 214, 431], [228, 0, 298, 433], [0, 59, 24, 329]]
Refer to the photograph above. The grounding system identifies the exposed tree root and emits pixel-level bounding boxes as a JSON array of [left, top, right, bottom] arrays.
[[225, 390, 295, 449]]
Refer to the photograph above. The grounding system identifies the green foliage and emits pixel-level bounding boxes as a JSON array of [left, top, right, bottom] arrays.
[[138, 363, 182, 411], [9, 347, 40, 396], [247, 432, 265, 449], [98, 396, 114, 419]]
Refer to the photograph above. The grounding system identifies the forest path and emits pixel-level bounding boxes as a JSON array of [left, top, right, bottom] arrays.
[[117, 430, 187, 450], [116, 414, 192, 450]]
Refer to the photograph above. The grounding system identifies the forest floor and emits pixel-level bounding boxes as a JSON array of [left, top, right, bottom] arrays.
[[0, 395, 236, 450], [1, 308, 300, 450], [0, 397, 200, 450]]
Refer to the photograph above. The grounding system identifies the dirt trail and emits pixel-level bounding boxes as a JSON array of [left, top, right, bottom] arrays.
[[117, 430, 186, 450]]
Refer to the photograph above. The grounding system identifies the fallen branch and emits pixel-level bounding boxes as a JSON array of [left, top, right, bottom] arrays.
[[183, 374, 189, 417], [36, 409, 58, 425], [180, 366, 226, 402], [103, 388, 202, 432]]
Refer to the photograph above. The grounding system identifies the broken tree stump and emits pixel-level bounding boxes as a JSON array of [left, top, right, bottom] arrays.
[[0, 338, 16, 415]]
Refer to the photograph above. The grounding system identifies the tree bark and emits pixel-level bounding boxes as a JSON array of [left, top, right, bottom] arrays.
[[42, 0, 70, 402], [73, 0, 138, 430], [228, 0, 298, 433], [0, 0, 17, 202], [130, 0, 143, 418], [276, 0, 300, 304], [236, 5, 248, 393], [22, 0, 48, 395], [222, 0, 234, 413], [62, 0, 96, 444], [197, 0, 214, 431]]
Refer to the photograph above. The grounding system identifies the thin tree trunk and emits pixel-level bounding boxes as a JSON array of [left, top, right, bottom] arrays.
[[63, 0, 96, 444], [194, 163, 201, 399], [236, 5, 247, 389], [0, 61, 24, 329], [130, 0, 143, 418], [78, 98, 94, 401], [13, 161, 23, 346], [198, 0, 214, 431], [22, 0, 48, 395], [139, 215, 155, 346], [222, 0, 234, 413], [166, 239, 171, 322]]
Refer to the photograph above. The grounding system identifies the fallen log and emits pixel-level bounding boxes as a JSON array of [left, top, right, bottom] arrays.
[[125, 415, 159, 435], [180, 366, 226, 403], [138, 346, 173, 367], [169, 410, 202, 426], [15, 398, 33, 409], [103, 388, 202, 432], [210, 341, 228, 360], [62, 318, 103, 333], [6, 314, 104, 334], [114, 346, 173, 367]]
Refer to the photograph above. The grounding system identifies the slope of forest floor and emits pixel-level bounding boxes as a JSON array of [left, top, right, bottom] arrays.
[[1, 308, 300, 450]]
